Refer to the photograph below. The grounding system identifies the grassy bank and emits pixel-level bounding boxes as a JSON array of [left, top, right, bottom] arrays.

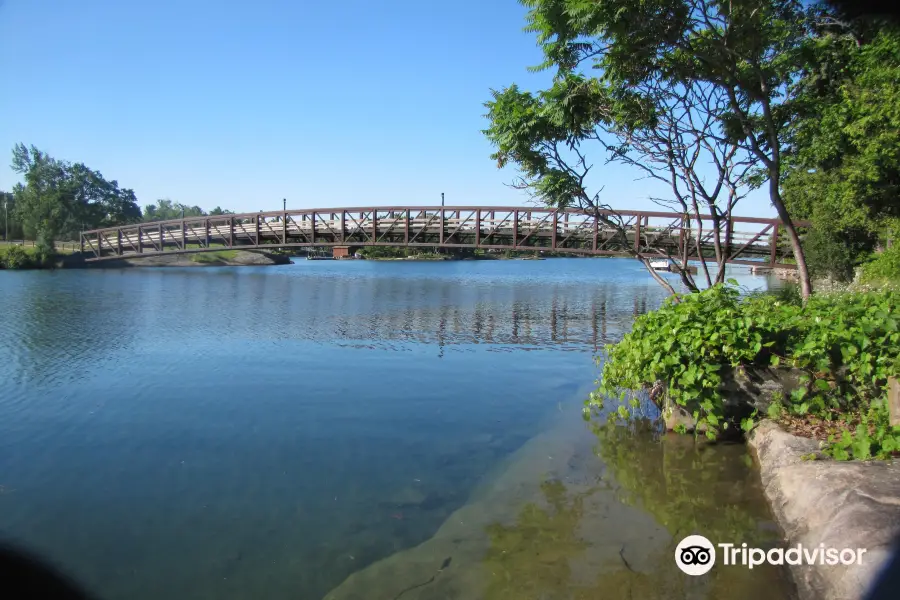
[[189, 250, 239, 263]]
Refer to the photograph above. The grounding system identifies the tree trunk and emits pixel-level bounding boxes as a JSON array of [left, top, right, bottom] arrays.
[[639, 256, 680, 298], [768, 171, 812, 301]]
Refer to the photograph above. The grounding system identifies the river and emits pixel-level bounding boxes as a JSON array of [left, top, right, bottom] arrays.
[[0, 257, 795, 599]]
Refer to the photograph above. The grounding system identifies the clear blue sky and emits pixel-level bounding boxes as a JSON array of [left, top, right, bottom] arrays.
[[0, 0, 774, 217]]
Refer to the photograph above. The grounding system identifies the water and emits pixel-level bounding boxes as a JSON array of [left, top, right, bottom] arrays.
[[0, 258, 794, 599]]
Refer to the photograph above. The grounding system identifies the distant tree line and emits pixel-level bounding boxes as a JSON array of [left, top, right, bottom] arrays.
[[141, 199, 233, 222], [1, 144, 234, 248]]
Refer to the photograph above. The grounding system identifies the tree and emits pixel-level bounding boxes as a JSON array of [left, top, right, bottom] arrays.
[[208, 206, 234, 216], [782, 22, 900, 280], [599, 81, 756, 289], [485, 74, 754, 295], [486, 80, 679, 296], [10, 144, 141, 244], [491, 0, 818, 300], [142, 199, 205, 221], [0, 191, 24, 240]]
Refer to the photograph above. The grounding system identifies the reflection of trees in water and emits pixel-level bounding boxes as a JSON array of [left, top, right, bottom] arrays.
[[588, 419, 793, 599], [590, 419, 775, 545], [320, 282, 659, 351], [477, 420, 791, 600], [482, 479, 592, 600], [479, 478, 689, 600]]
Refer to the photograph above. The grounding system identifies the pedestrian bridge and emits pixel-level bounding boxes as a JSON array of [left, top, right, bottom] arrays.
[[79, 205, 802, 268]]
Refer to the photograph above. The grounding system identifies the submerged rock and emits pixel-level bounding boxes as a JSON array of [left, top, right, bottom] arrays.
[[662, 366, 801, 435]]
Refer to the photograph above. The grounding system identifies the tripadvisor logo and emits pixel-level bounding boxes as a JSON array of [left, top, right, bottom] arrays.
[[675, 535, 868, 576], [675, 535, 716, 576]]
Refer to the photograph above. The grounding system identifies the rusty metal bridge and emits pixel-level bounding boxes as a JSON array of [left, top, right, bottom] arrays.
[[79, 206, 801, 268]]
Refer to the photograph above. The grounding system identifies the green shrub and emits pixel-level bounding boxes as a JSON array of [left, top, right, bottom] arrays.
[[0, 245, 33, 269], [861, 245, 900, 284], [804, 227, 875, 282], [35, 232, 55, 262], [590, 284, 900, 459]]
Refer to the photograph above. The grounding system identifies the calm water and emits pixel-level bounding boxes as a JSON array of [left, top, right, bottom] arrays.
[[0, 258, 794, 599]]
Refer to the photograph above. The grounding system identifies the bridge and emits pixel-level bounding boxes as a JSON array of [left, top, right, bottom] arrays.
[[79, 206, 802, 268]]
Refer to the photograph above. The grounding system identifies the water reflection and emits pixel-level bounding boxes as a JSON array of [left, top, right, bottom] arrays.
[[0, 261, 675, 391], [0, 259, 785, 600], [325, 410, 794, 600], [476, 420, 795, 600], [482, 479, 593, 599]]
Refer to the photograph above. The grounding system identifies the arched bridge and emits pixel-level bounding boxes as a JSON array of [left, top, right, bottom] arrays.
[[79, 206, 803, 268]]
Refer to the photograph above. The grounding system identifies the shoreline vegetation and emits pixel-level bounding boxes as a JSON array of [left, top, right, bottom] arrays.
[[0, 245, 590, 269], [590, 282, 900, 461]]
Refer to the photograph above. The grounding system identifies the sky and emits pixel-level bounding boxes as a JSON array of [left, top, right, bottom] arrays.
[[0, 0, 775, 217]]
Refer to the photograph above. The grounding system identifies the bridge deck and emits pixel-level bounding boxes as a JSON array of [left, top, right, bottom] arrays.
[[79, 206, 803, 268]]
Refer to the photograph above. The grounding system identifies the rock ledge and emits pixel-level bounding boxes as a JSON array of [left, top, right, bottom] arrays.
[[747, 420, 900, 600]]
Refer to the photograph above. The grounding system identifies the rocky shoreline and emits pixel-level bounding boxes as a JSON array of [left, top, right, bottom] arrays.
[[747, 420, 900, 600]]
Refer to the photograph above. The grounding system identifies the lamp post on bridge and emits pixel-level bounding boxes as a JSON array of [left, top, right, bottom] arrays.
[[441, 192, 444, 207], [283, 198, 286, 211]]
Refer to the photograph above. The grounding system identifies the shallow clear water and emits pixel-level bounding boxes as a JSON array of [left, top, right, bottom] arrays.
[[0, 258, 794, 599]]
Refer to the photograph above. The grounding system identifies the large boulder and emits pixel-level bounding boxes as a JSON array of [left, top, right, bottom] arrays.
[[748, 421, 900, 600], [662, 365, 801, 434]]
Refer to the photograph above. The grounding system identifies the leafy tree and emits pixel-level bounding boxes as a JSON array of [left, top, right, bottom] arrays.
[[208, 206, 234, 216], [142, 199, 205, 221], [488, 0, 818, 299], [783, 24, 900, 280], [10, 144, 141, 244], [485, 79, 679, 296], [0, 191, 24, 240], [11, 146, 77, 243]]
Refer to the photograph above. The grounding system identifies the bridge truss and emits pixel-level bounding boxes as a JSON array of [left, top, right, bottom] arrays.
[[79, 206, 802, 268]]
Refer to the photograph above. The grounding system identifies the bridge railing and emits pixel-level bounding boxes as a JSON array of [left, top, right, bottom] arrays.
[[80, 206, 807, 268]]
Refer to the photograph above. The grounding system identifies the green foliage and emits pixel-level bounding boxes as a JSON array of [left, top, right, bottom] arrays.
[[11, 144, 141, 241], [358, 246, 410, 259], [803, 227, 875, 282], [592, 284, 900, 459], [0, 245, 33, 269], [0, 243, 58, 269], [783, 28, 900, 275], [0, 191, 24, 240], [483, 76, 610, 209], [208, 206, 234, 216], [486, 0, 819, 296], [861, 245, 900, 284], [190, 250, 239, 263], [142, 199, 206, 221]]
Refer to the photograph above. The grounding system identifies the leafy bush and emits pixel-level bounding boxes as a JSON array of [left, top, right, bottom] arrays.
[[0, 245, 34, 269], [861, 245, 900, 284], [591, 284, 900, 459], [804, 227, 875, 282], [34, 237, 56, 267]]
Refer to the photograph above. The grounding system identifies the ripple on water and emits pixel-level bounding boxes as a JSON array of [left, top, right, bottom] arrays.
[[0, 259, 788, 600]]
